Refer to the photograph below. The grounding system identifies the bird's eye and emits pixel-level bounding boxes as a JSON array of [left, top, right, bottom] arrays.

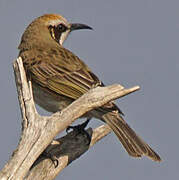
[[57, 24, 67, 32]]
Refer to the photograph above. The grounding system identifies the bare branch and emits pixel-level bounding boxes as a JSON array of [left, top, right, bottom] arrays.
[[0, 57, 140, 179], [25, 125, 111, 179]]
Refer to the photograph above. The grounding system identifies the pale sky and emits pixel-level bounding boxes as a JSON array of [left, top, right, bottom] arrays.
[[0, 0, 178, 179]]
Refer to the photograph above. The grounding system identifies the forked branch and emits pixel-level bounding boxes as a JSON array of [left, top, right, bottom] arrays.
[[0, 57, 140, 180]]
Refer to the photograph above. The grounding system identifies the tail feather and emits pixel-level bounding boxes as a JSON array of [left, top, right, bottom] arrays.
[[102, 112, 161, 162]]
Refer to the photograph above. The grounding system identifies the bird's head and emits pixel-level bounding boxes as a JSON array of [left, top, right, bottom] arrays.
[[19, 14, 92, 49]]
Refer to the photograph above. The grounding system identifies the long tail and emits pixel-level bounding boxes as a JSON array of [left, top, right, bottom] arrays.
[[101, 111, 161, 161]]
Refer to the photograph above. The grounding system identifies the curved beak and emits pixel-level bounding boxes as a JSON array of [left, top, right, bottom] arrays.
[[70, 23, 93, 31]]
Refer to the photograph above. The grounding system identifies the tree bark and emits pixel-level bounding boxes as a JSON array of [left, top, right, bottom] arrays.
[[0, 57, 140, 180]]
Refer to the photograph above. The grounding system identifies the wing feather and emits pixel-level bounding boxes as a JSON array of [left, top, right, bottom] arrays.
[[21, 46, 101, 100]]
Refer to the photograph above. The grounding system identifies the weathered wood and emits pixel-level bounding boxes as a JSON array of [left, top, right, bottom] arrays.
[[0, 57, 140, 180]]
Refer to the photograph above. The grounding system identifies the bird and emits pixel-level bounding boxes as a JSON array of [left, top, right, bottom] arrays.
[[18, 14, 161, 162]]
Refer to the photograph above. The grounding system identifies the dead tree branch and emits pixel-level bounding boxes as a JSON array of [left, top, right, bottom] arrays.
[[0, 57, 140, 180]]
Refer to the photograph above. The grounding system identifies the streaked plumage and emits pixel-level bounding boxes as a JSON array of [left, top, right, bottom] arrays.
[[18, 14, 161, 161]]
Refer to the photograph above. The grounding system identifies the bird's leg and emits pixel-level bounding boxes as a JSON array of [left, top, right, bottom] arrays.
[[66, 118, 91, 144], [41, 150, 59, 168], [66, 118, 91, 133]]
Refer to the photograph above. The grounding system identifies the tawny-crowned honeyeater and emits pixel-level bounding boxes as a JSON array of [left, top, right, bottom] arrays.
[[18, 14, 161, 161]]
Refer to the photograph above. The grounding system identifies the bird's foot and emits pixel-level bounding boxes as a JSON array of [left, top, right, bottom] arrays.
[[66, 118, 91, 144], [42, 151, 59, 168]]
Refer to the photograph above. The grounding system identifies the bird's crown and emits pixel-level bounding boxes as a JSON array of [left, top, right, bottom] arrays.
[[33, 14, 69, 27]]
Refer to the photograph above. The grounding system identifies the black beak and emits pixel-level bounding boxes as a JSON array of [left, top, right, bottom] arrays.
[[70, 23, 93, 31]]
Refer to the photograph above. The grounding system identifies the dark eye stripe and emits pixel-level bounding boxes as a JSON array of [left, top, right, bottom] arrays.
[[49, 24, 67, 43], [54, 27, 62, 43]]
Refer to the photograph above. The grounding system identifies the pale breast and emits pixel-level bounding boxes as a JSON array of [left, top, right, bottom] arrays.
[[32, 82, 73, 113]]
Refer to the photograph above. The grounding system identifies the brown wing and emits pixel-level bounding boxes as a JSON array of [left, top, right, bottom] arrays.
[[20, 46, 102, 100]]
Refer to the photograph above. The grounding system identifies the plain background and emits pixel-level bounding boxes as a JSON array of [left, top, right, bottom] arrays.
[[0, 0, 178, 179]]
